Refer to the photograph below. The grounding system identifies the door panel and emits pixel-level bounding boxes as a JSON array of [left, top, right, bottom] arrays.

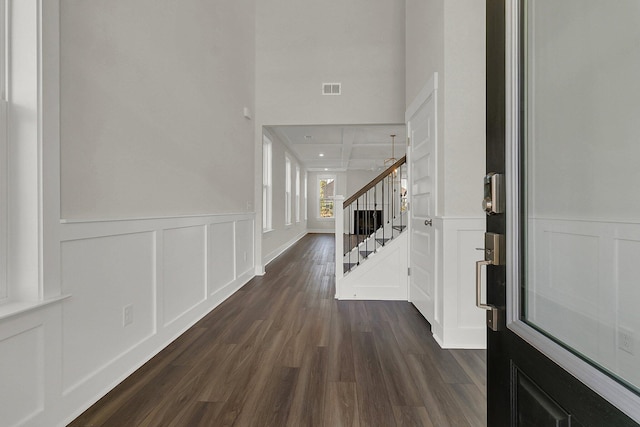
[[514, 371, 574, 427], [486, 0, 640, 425], [408, 85, 436, 323]]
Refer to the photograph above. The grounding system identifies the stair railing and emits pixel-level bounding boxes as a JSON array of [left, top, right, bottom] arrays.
[[335, 156, 407, 278]]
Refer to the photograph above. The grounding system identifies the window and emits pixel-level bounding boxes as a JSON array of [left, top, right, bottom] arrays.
[[318, 176, 335, 218], [295, 165, 300, 223], [262, 136, 272, 231], [304, 173, 308, 221], [285, 155, 291, 225]]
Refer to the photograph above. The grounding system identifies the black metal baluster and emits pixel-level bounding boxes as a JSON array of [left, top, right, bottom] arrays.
[[356, 197, 359, 265], [381, 177, 385, 245], [373, 183, 377, 253]]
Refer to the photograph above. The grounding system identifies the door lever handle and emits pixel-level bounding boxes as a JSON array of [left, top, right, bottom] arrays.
[[476, 260, 493, 310], [476, 259, 500, 331]]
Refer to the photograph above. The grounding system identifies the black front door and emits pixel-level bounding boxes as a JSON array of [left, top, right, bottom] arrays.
[[486, 1, 640, 425]]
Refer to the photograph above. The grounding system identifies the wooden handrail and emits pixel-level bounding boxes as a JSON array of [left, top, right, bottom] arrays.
[[343, 155, 406, 208]]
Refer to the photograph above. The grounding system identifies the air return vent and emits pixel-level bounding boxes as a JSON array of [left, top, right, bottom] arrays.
[[322, 83, 341, 95]]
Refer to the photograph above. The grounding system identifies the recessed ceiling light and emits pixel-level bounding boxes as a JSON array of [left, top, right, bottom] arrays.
[[324, 168, 329, 171], [319, 153, 324, 157]]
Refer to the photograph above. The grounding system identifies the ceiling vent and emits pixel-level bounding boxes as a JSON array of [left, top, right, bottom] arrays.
[[322, 83, 341, 95]]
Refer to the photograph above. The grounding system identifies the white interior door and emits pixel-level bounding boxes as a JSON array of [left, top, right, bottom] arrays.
[[407, 77, 437, 324]]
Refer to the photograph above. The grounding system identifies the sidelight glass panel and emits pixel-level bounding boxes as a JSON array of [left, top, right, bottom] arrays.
[[522, 0, 640, 394]]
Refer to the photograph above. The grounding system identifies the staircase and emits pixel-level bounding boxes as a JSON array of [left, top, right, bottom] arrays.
[[334, 157, 409, 300]]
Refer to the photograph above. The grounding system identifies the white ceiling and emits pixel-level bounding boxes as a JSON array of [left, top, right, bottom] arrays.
[[267, 124, 407, 172]]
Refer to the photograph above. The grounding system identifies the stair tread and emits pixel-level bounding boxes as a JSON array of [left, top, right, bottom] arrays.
[[392, 225, 407, 231], [376, 238, 391, 245], [359, 250, 375, 258]]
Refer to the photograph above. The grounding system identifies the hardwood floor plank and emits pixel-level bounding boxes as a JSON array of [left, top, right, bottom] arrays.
[[327, 301, 356, 382], [450, 383, 487, 427], [242, 366, 299, 427], [406, 353, 474, 427], [286, 346, 328, 426], [99, 364, 192, 427], [372, 320, 423, 406], [451, 349, 488, 398], [169, 401, 225, 427], [323, 382, 360, 427], [352, 331, 397, 427], [392, 406, 435, 427], [210, 326, 286, 426]]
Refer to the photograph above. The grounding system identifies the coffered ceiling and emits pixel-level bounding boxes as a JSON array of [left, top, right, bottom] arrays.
[[267, 124, 407, 172]]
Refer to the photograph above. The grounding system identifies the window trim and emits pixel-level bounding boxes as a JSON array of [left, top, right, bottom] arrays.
[[0, 0, 62, 309], [262, 136, 273, 232]]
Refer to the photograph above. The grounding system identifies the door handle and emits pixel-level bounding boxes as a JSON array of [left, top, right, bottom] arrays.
[[476, 260, 500, 331], [475, 232, 504, 332], [424, 219, 432, 226], [476, 260, 493, 310]]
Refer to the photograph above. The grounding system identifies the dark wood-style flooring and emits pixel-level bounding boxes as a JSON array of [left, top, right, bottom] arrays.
[[69, 233, 486, 426]]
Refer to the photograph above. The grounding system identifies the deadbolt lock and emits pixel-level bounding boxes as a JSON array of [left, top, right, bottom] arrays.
[[483, 173, 504, 215]]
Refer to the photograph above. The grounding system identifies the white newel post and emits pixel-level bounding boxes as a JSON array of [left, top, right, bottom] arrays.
[[334, 195, 344, 298]]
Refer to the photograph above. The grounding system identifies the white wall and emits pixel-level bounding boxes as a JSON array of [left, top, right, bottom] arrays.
[[261, 129, 307, 266], [60, 0, 256, 219], [255, 0, 405, 127], [345, 170, 380, 197]]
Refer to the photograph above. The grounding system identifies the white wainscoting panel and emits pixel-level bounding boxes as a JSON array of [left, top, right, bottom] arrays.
[[52, 213, 255, 426], [235, 219, 255, 278], [0, 323, 44, 427], [163, 226, 207, 326], [209, 222, 236, 296], [61, 232, 156, 393]]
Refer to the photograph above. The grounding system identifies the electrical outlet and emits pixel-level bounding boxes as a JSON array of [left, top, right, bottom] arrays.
[[123, 305, 133, 327], [618, 327, 634, 355]]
